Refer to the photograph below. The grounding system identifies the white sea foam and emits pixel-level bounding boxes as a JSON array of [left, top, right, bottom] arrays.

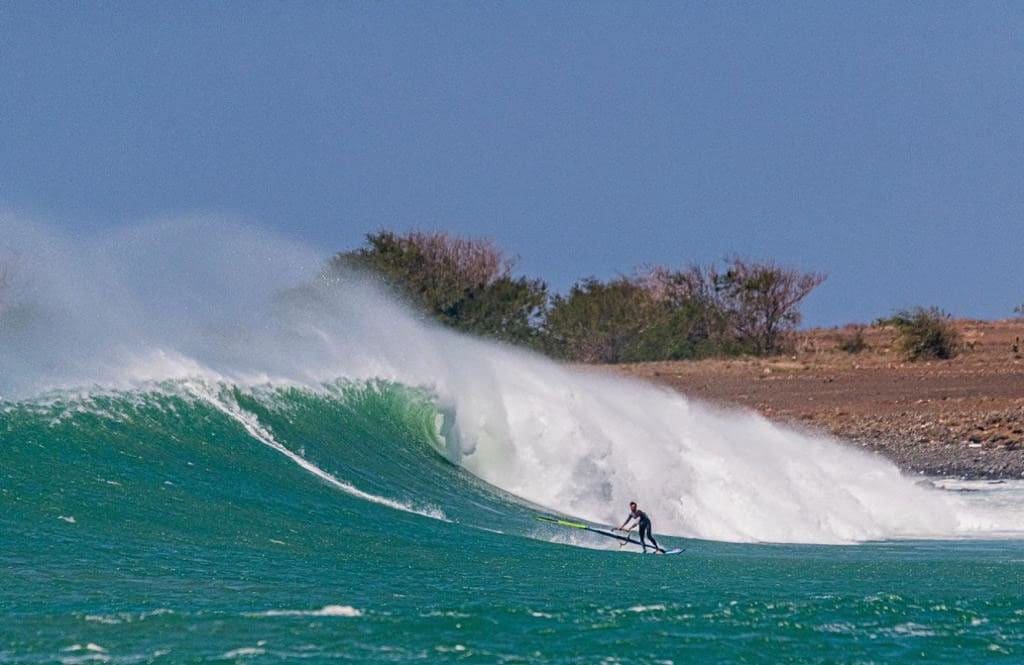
[[3, 215, 1023, 544], [82, 608, 174, 625], [245, 605, 363, 618], [59, 644, 109, 665], [61, 644, 106, 653], [221, 647, 265, 658]]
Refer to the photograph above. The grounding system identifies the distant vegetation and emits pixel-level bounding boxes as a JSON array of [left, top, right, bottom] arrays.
[[877, 307, 960, 361], [331, 231, 547, 347], [541, 275, 724, 363], [838, 326, 869, 354], [331, 231, 826, 362]]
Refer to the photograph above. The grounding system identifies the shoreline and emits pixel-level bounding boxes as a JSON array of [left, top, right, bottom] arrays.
[[607, 319, 1024, 480]]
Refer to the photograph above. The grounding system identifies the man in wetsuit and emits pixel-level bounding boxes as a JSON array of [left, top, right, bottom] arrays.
[[617, 501, 661, 554]]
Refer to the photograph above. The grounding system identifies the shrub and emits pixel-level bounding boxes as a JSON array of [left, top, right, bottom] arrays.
[[715, 258, 826, 355], [640, 259, 826, 356], [545, 266, 771, 363], [878, 307, 960, 361], [543, 278, 671, 363], [331, 231, 548, 346], [637, 265, 737, 354], [838, 327, 869, 354], [545, 270, 761, 363]]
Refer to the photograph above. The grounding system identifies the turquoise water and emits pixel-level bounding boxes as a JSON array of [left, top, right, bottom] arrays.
[[3, 382, 1023, 664]]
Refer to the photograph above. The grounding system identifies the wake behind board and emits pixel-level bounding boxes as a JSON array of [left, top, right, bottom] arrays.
[[535, 515, 685, 555]]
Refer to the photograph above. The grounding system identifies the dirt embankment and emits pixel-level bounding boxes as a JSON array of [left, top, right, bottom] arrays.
[[612, 320, 1024, 478]]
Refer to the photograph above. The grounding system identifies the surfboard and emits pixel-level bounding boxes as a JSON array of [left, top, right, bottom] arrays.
[[535, 514, 685, 555]]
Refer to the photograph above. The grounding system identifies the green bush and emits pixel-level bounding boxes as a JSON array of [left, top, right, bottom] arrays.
[[331, 231, 548, 347], [543, 278, 661, 363], [878, 307, 960, 361], [543, 275, 752, 363]]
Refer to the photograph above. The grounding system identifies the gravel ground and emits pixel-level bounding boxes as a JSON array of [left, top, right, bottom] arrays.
[[609, 319, 1024, 479]]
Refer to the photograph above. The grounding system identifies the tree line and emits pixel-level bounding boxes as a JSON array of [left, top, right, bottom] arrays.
[[332, 230, 826, 362]]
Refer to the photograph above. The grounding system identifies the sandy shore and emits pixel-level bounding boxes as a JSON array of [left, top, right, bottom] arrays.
[[609, 319, 1024, 479]]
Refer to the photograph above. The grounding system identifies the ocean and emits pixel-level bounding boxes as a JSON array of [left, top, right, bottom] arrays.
[[4, 382, 1024, 663]]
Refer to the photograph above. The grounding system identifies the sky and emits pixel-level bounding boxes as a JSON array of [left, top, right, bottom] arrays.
[[1, 2, 1022, 326]]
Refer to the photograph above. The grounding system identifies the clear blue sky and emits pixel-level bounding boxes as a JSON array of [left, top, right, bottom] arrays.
[[2, 2, 1022, 325]]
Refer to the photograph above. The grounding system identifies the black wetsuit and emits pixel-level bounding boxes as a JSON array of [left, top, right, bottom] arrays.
[[629, 509, 659, 552]]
